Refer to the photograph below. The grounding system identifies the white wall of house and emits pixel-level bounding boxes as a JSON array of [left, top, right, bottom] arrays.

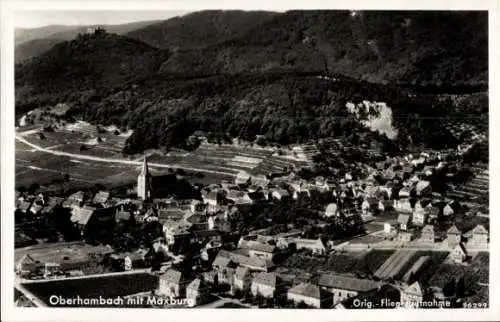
[[251, 283, 275, 298], [287, 293, 321, 308]]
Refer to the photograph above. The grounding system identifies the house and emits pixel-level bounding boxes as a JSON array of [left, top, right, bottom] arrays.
[[468, 225, 488, 248], [212, 255, 237, 285], [378, 200, 394, 213], [191, 230, 223, 249], [15, 254, 44, 277], [216, 250, 274, 272], [186, 278, 209, 307], [110, 250, 147, 271], [450, 243, 468, 263], [397, 214, 411, 231], [324, 203, 338, 217], [394, 198, 413, 214], [287, 282, 324, 308], [383, 221, 396, 235], [232, 266, 253, 293], [242, 241, 277, 261], [397, 231, 414, 243], [158, 269, 184, 297], [446, 225, 461, 247], [420, 225, 435, 243], [318, 273, 381, 304], [115, 208, 133, 223], [251, 272, 278, 298], [92, 191, 110, 205], [68, 191, 85, 203], [401, 281, 425, 308], [235, 171, 251, 185], [398, 187, 411, 198], [29, 203, 44, 216], [294, 238, 326, 255], [70, 205, 115, 240], [17, 200, 32, 214], [361, 197, 379, 216], [271, 188, 289, 201], [203, 190, 224, 209], [412, 201, 430, 226], [163, 223, 192, 247], [443, 201, 459, 217]]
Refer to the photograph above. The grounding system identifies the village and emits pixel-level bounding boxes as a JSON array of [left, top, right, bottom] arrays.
[[13, 116, 489, 310]]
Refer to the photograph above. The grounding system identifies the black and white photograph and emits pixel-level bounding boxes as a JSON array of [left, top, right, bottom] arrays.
[[1, 1, 499, 321]]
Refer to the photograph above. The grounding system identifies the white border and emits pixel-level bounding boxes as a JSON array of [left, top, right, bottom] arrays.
[[1, 0, 499, 321]]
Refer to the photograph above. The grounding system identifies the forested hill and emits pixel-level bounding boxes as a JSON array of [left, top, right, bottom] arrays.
[[154, 10, 487, 88], [126, 10, 279, 50], [15, 11, 488, 155]]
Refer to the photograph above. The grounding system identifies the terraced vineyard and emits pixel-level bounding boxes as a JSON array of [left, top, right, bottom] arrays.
[[448, 162, 489, 210]]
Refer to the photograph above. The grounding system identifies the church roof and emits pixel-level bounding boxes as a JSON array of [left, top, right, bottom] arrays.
[[140, 155, 151, 176]]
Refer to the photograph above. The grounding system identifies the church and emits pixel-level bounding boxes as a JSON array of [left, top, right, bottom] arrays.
[[137, 156, 153, 200]]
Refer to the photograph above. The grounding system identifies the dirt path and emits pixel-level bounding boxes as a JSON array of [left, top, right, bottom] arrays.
[[16, 135, 237, 177]]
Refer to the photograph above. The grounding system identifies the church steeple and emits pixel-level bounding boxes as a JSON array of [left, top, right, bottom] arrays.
[[140, 155, 150, 176], [137, 155, 152, 200]]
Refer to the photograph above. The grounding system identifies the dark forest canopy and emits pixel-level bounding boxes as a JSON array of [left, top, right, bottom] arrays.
[[15, 11, 488, 155]]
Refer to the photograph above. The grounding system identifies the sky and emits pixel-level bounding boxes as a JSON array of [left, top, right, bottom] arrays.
[[15, 10, 191, 29]]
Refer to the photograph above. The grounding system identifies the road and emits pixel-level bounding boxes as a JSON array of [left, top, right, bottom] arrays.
[[198, 295, 251, 308], [16, 134, 237, 177], [20, 268, 152, 284]]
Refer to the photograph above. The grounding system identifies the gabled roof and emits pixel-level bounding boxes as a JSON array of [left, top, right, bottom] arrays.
[[397, 214, 410, 225], [243, 241, 276, 254], [421, 225, 434, 234], [252, 272, 277, 288], [404, 281, 424, 296], [68, 191, 85, 201], [234, 266, 251, 280], [213, 255, 232, 268], [447, 225, 460, 235], [187, 278, 205, 292], [70, 206, 96, 226], [415, 181, 431, 194], [160, 269, 183, 284], [318, 274, 380, 292], [471, 225, 488, 235], [92, 191, 110, 204], [288, 282, 321, 299], [18, 201, 32, 212]]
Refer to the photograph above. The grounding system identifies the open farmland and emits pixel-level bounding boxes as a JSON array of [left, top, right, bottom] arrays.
[[281, 249, 395, 278], [374, 250, 417, 280], [16, 122, 314, 191], [22, 272, 159, 307]]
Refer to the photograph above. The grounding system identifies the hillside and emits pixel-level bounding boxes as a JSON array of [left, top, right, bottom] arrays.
[[126, 10, 279, 49], [15, 20, 162, 62], [15, 25, 77, 45], [157, 11, 487, 88], [15, 11, 488, 155], [15, 30, 169, 114], [15, 38, 64, 62]]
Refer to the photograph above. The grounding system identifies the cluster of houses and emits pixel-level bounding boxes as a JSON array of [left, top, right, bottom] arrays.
[[14, 132, 489, 308]]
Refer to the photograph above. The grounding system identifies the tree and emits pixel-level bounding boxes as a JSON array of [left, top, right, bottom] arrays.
[[443, 278, 457, 297], [456, 277, 466, 298]]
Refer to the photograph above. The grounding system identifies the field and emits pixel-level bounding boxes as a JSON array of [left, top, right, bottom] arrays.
[[14, 241, 112, 263], [22, 273, 159, 307], [16, 121, 313, 191], [280, 249, 395, 279]]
